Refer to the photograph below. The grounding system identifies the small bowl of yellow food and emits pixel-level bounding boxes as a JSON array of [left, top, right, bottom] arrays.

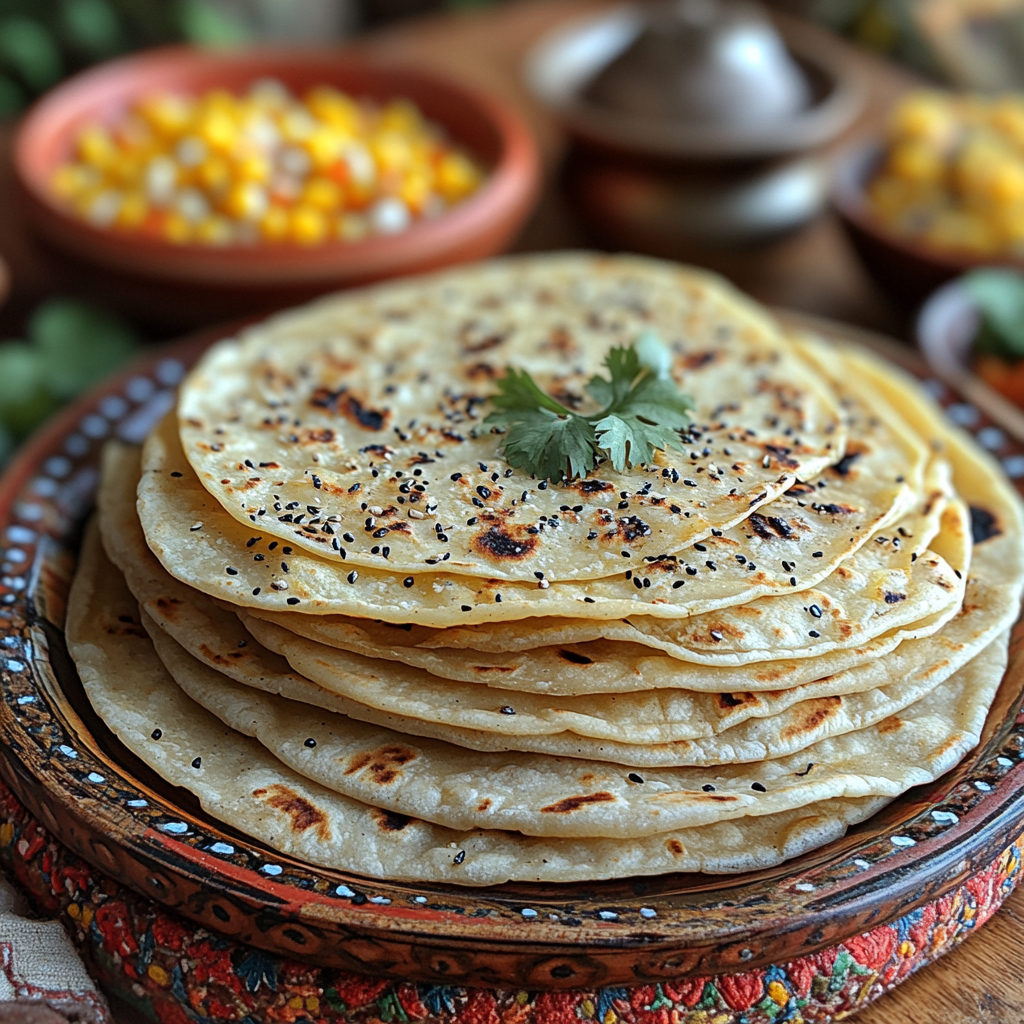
[[833, 90, 1024, 307], [14, 46, 539, 326]]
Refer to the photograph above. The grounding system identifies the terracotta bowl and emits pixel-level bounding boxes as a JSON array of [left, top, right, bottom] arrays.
[[14, 46, 540, 328], [832, 141, 1024, 309]]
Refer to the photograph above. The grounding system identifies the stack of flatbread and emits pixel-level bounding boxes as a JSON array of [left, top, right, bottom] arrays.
[[68, 254, 1024, 885]]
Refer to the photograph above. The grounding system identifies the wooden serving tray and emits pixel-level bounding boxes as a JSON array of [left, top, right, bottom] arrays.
[[0, 314, 1023, 995]]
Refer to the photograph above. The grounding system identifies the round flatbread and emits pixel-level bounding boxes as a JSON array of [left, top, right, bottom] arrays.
[[177, 254, 849, 582], [66, 521, 890, 883]]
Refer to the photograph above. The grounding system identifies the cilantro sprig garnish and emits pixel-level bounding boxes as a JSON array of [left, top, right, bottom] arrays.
[[484, 331, 694, 482]]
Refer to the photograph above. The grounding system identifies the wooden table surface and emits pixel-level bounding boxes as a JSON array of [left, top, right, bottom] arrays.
[[3, 2, 1023, 1021]]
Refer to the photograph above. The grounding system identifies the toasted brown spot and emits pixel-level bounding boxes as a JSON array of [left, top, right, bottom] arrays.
[[831, 445, 865, 477], [254, 784, 330, 841], [477, 799, 492, 812], [697, 622, 745, 642], [970, 506, 1001, 544], [814, 502, 859, 516], [877, 716, 903, 734], [786, 481, 816, 497], [763, 444, 799, 470], [153, 597, 184, 623], [300, 428, 335, 444], [574, 478, 613, 495], [342, 745, 417, 786], [717, 692, 753, 709], [106, 614, 147, 639], [465, 362, 498, 381], [472, 664, 515, 673], [462, 332, 506, 353], [680, 351, 717, 370], [541, 792, 616, 813], [752, 664, 798, 684], [472, 525, 538, 561], [780, 697, 842, 742], [197, 643, 245, 666], [667, 839, 685, 855], [748, 512, 795, 540], [375, 809, 411, 832], [884, 591, 907, 604], [310, 387, 389, 431]]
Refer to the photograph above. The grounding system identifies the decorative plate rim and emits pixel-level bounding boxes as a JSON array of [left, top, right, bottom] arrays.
[[1, 312, 1023, 989]]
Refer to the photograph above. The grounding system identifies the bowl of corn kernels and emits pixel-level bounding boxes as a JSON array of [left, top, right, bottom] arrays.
[[833, 90, 1024, 308], [14, 46, 539, 324]]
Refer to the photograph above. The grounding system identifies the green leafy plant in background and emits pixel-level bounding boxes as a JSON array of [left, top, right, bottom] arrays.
[[963, 269, 1024, 362], [0, 0, 250, 118], [0, 298, 139, 465]]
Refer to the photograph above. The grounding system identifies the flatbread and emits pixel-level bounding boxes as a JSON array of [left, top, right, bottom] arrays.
[[141, 367, 916, 627], [247, 453, 952, 686], [145, 570, 1011, 837], [110, 431, 1019, 772], [103, 443, 975, 763], [177, 253, 849, 582], [66, 520, 891, 882]]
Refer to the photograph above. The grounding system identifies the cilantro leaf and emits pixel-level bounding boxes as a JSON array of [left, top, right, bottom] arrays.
[[488, 366, 572, 416], [497, 408, 600, 482], [484, 332, 693, 482]]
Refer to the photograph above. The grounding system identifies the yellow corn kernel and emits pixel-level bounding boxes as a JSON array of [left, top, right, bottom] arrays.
[[197, 109, 237, 152], [886, 140, 944, 185], [767, 981, 789, 1005], [987, 159, 1024, 205], [437, 151, 482, 202], [76, 125, 118, 169], [306, 85, 360, 132], [52, 164, 100, 200], [116, 191, 148, 229], [200, 88, 236, 114], [999, 206, 1024, 242], [991, 96, 1024, 148], [136, 94, 193, 138], [260, 204, 289, 241], [372, 131, 414, 172], [289, 205, 328, 244], [197, 155, 231, 194], [224, 180, 269, 221], [281, 107, 316, 143], [305, 127, 347, 169], [302, 176, 342, 211], [888, 91, 956, 145], [399, 170, 433, 213], [163, 211, 193, 244], [233, 151, 271, 183]]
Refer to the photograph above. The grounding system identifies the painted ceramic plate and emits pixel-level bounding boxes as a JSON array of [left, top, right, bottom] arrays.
[[0, 315, 1023, 990]]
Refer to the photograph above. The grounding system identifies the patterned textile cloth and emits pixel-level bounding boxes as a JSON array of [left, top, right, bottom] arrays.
[[0, 864, 111, 1023], [0, 778, 1022, 1024]]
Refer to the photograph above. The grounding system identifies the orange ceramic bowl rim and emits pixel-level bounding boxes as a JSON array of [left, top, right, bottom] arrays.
[[14, 45, 541, 286]]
